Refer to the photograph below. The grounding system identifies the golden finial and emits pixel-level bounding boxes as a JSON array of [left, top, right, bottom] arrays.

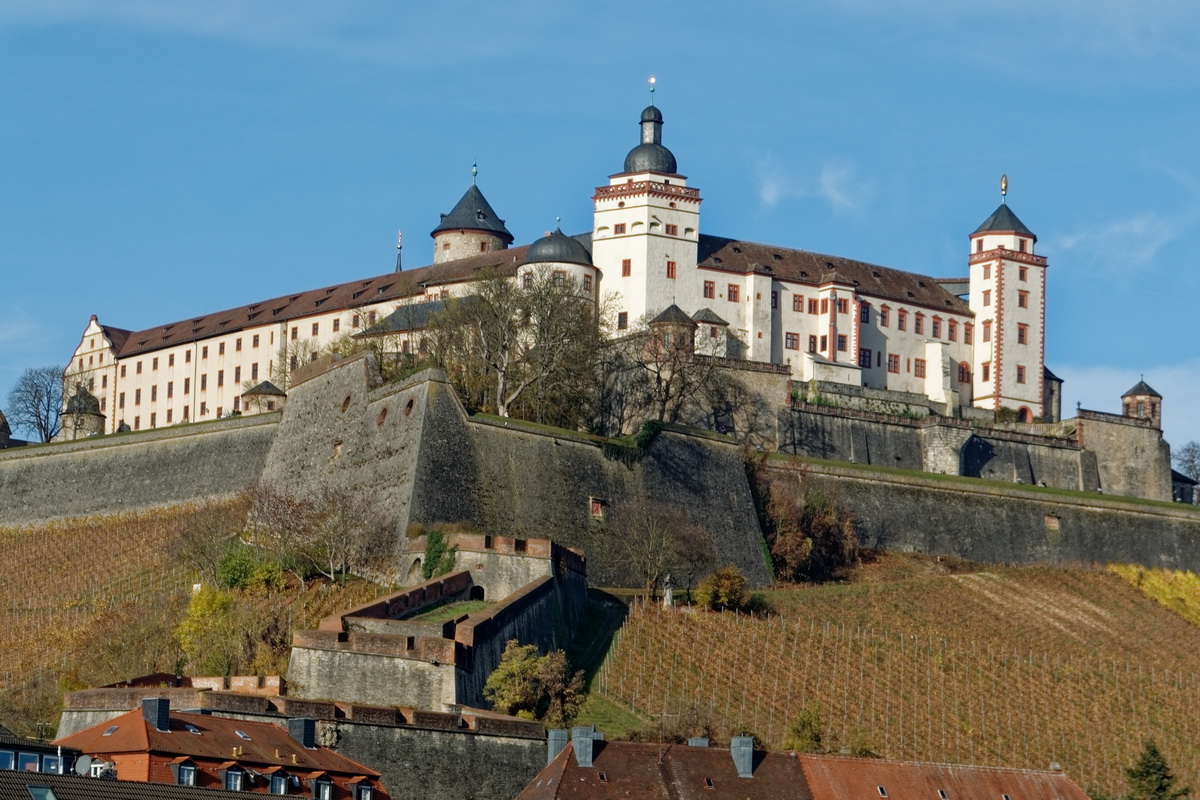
[[1000, 174, 1008, 204]]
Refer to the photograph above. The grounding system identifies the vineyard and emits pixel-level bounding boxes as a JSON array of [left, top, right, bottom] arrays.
[[597, 565, 1200, 796]]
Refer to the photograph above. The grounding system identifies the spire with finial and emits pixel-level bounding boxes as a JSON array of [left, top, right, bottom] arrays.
[[555, 215, 561, 230], [394, 230, 403, 272], [1000, 174, 1008, 205], [471, 161, 478, 186], [648, 75, 656, 106]]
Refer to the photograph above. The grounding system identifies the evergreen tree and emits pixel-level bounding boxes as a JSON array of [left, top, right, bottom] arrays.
[[1125, 740, 1189, 800]]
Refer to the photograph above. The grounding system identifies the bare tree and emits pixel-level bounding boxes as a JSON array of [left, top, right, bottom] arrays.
[[5, 366, 64, 442], [1173, 441, 1200, 481], [429, 267, 603, 420], [598, 501, 713, 596]]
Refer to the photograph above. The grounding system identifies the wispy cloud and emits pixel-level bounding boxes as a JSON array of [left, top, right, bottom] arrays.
[[1045, 210, 1195, 273], [756, 154, 874, 214], [1055, 360, 1200, 447]]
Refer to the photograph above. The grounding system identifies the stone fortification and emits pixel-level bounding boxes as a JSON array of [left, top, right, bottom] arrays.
[[0, 413, 278, 525]]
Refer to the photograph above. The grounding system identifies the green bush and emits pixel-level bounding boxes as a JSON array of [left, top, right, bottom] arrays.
[[422, 529, 458, 580], [216, 544, 260, 590], [696, 565, 751, 612]]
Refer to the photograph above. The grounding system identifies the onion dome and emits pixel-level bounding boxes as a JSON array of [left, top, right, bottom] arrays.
[[523, 229, 593, 267], [623, 105, 678, 174], [430, 184, 514, 244]]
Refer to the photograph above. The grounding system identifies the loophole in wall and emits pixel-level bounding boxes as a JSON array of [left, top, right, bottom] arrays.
[[376, 407, 388, 427], [341, 395, 352, 412], [405, 398, 414, 417]]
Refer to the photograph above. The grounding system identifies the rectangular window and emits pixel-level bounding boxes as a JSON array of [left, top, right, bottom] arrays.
[[808, 299, 818, 315], [1019, 266, 1028, 281], [964, 323, 973, 344], [666, 260, 676, 279], [201, 374, 207, 391], [983, 321, 992, 342], [1018, 291, 1029, 308], [583, 275, 592, 292], [880, 307, 889, 327], [167, 382, 173, 399], [771, 291, 778, 309], [1017, 365, 1026, 384], [983, 290, 991, 306], [136, 361, 143, 374], [119, 392, 125, 409], [932, 318, 941, 338], [948, 320, 957, 341], [858, 348, 872, 368], [184, 377, 190, 394], [150, 413, 157, 427], [621, 258, 631, 277], [185, 350, 192, 363], [860, 303, 870, 323], [183, 405, 189, 420], [352, 314, 361, 328], [523, 273, 534, 289], [253, 334, 260, 347], [665, 223, 678, 236], [808, 335, 818, 352], [152, 357, 158, 370], [235, 338, 242, 351], [217, 406, 223, 417], [134, 416, 140, 430], [121, 364, 127, 378], [836, 298, 849, 314], [914, 359, 926, 378], [819, 335, 828, 352], [793, 294, 803, 312], [704, 281, 715, 299], [135, 389, 141, 405], [166, 409, 172, 423], [217, 370, 224, 387], [202, 346, 208, 359], [785, 333, 800, 350], [234, 366, 241, 383], [1017, 324, 1028, 344], [617, 312, 628, 330], [553, 271, 565, 286], [728, 284, 740, 302], [820, 298, 829, 314], [101, 375, 107, 389], [982, 362, 991, 381], [291, 327, 298, 340], [898, 310, 907, 331], [312, 323, 319, 336], [983, 265, 991, 280], [168, 354, 174, 367], [887, 353, 900, 373], [251, 363, 259, 380], [915, 315, 924, 335], [837, 335, 847, 352], [219, 342, 225, 355], [613, 223, 626, 235]]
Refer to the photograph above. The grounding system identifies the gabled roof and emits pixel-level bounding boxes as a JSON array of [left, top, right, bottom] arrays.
[[691, 308, 728, 325], [1171, 469, 1198, 487], [972, 203, 1035, 239], [1123, 380, 1161, 398], [430, 184, 514, 243], [0, 771, 258, 800], [1043, 366, 1062, 383], [54, 708, 378, 777], [696, 235, 970, 314], [649, 304, 698, 326], [242, 381, 286, 397]]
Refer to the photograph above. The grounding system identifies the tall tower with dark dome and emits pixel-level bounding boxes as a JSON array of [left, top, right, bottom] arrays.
[[592, 96, 702, 331]]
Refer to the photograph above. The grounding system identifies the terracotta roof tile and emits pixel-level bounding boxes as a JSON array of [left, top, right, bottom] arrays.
[[0, 771, 260, 800]]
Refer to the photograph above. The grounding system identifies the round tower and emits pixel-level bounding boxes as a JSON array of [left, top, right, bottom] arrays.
[[430, 167, 514, 264], [519, 228, 599, 306], [58, 384, 106, 441]]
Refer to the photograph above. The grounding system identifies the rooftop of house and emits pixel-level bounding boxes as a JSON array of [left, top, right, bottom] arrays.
[[0, 771, 260, 800]]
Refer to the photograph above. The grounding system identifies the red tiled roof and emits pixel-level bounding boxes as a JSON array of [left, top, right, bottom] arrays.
[[697, 235, 971, 315], [53, 708, 378, 777]]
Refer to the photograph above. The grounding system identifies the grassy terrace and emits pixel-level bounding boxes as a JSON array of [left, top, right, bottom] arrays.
[[402, 599, 493, 624]]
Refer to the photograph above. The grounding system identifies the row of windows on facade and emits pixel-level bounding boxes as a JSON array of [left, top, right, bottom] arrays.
[[975, 239, 1033, 256], [168, 761, 372, 799], [122, 397, 252, 430], [78, 313, 383, 374], [521, 272, 594, 292], [0, 749, 65, 774], [609, 223, 681, 236], [781, 317, 1032, 357]]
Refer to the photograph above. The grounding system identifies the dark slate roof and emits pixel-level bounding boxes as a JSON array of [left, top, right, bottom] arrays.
[[0, 771, 259, 800], [640, 105, 663, 124], [357, 296, 484, 337], [1043, 366, 1062, 383], [624, 142, 677, 174], [691, 308, 728, 325], [972, 203, 1035, 239], [112, 244, 531, 358], [697, 235, 971, 314], [430, 184, 514, 243], [1172, 469, 1198, 486], [649, 304, 697, 326], [242, 380, 286, 397], [1123, 380, 1161, 398], [65, 386, 102, 415], [524, 229, 593, 267]]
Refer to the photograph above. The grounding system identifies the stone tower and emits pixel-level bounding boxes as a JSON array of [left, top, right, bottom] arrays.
[[58, 384, 106, 441], [592, 103, 701, 332], [430, 172, 513, 264], [1122, 380, 1162, 429], [967, 181, 1047, 421]]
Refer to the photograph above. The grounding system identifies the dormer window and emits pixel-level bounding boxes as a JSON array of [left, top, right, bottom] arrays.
[[271, 773, 291, 795], [312, 777, 333, 800], [171, 762, 197, 786], [223, 767, 245, 792]]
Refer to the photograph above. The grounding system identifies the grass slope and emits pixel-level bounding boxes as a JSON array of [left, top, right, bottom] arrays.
[[597, 555, 1200, 796]]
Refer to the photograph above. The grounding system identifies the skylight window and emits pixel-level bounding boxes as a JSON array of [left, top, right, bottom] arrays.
[[235, 730, 252, 741], [879, 788, 889, 797], [185, 724, 202, 735], [102, 726, 118, 736], [939, 791, 948, 799], [26, 787, 57, 800]]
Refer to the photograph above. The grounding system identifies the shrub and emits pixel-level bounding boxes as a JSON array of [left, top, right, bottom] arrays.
[[422, 529, 458, 580], [483, 640, 585, 727], [696, 565, 750, 612], [783, 701, 824, 752]]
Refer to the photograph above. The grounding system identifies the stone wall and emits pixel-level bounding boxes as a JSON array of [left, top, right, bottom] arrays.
[[1077, 413, 1173, 501], [0, 413, 278, 524]]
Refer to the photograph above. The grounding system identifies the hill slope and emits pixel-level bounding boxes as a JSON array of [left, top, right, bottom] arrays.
[[598, 560, 1200, 795]]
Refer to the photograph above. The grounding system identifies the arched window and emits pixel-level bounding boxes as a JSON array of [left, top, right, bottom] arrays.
[[958, 362, 971, 384]]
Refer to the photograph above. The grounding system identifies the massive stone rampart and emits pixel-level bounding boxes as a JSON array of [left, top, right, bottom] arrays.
[[0, 414, 278, 524]]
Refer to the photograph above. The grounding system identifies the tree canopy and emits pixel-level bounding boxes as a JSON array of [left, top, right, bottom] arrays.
[[5, 365, 64, 442]]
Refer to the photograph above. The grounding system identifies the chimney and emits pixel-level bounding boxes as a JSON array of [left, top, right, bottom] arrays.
[[141, 697, 170, 733], [730, 736, 754, 778], [572, 726, 595, 768], [547, 730, 568, 764], [288, 718, 317, 749], [688, 737, 710, 748]]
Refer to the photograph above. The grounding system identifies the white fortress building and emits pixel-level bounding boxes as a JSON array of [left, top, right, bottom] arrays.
[[62, 101, 1055, 436]]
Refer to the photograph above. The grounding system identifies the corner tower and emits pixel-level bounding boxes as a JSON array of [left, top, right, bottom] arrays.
[[592, 98, 701, 331], [430, 167, 514, 264], [967, 177, 1047, 421]]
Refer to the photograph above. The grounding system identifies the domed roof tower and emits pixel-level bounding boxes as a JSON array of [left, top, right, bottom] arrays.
[[523, 229, 593, 267], [623, 105, 678, 175]]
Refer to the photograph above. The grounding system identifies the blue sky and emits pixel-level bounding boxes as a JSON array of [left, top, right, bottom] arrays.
[[2, 1, 1199, 447]]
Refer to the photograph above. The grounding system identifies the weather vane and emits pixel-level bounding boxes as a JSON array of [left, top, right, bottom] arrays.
[[648, 75, 656, 105], [471, 161, 478, 186], [555, 215, 561, 230], [1000, 174, 1008, 204]]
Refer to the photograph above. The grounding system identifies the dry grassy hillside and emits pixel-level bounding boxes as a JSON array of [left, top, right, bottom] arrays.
[[598, 557, 1200, 796]]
